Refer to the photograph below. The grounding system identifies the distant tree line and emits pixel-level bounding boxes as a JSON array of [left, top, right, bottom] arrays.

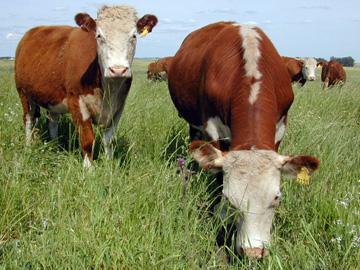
[[330, 56, 355, 67], [315, 56, 355, 67]]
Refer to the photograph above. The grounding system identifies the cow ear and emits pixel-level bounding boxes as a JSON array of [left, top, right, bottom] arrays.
[[279, 155, 320, 177], [189, 140, 225, 170], [297, 59, 304, 68], [317, 62, 323, 67], [136, 14, 158, 37], [75, 13, 96, 32]]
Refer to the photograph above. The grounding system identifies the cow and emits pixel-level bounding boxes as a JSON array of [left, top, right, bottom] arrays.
[[282, 56, 318, 86], [147, 56, 173, 81], [15, 6, 158, 168], [319, 60, 346, 89], [167, 22, 320, 259]]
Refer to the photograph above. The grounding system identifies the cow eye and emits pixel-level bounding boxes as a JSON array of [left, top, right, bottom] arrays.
[[96, 34, 101, 39], [132, 34, 136, 39]]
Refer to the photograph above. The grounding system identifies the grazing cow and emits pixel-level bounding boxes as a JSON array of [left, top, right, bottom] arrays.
[[319, 60, 346, 89], [282, 56, 317, 86], [15, 6, 157, 167], [168, 22, 320, 259], [147, 56, 173, 81]]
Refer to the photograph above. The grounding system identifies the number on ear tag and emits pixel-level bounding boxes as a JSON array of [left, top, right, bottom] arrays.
[[297, 167, 310, 186]]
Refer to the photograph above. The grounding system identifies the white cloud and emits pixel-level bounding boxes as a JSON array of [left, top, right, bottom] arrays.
[[263, 20, 272, 24], [244, 21, 258, 25], [52, 6, 68, 12], [299, 5, 331, 10], [5, 32, 21, 40]]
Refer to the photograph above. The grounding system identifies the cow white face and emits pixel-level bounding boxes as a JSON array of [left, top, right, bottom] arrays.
[[302, 58, 317, 81], [96, 7, 138, 79], [190, 142, 319, 259], [221, 150, 283, 257], [75, 7, 157, 79]]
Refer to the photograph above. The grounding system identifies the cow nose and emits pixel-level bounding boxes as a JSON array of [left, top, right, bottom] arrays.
[[241, 247, 269, 259], [109, 66, 130, 77], [308, 76, 316, 81]]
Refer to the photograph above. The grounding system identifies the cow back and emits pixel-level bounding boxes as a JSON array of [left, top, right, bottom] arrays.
[[168, 22, 293, 150]]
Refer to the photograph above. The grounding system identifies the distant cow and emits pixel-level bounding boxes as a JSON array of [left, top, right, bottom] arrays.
[[168, 22, 319, 259], [147, 57, 173, 81], [282, 56, 318, 86], [15, 6, 157, 167], [319, 60, 346, 89]]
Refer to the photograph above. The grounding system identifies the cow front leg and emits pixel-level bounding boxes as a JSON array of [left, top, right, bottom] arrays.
[[69, 96, 95, 168], [102, 109, 123, 159], [323, 78, 329, 90]]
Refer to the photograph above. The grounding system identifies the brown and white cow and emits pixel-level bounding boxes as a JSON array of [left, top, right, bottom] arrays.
[[147, 56, 173, 81], [15, 6, 157, 167], [168, 22, 320, 258], [319, 60, 346, 89], [282, 56, 317, 86]]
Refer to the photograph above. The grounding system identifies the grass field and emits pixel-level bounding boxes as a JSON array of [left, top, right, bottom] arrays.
[[0, 59, 359, 269]]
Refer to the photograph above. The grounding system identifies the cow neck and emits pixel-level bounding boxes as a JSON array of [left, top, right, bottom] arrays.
[[229, 97, 277, 151], [97, 77, 132, 128]]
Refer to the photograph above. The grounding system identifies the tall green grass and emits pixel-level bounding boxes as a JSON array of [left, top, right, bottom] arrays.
[[0, 60, 359, 269]]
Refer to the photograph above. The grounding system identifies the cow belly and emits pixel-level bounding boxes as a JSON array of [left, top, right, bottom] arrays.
[[48, 98, 69, 113]]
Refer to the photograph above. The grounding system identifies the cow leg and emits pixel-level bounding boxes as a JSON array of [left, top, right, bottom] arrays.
[[102, 109, 122, 159], [18, 92, 40, 145], [68, 96, 95, 168], [189, 125, 202, 142], [47, 112, 60, 140], [323, 78, 329, 90]]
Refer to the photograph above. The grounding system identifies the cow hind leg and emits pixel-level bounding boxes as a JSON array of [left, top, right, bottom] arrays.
[[47, 112, 60, 140], [18, 92, 40, 145]]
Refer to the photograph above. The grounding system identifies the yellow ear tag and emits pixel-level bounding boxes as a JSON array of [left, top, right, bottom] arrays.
[[297, 167, 310, 186], [140, 28, 149, 38]]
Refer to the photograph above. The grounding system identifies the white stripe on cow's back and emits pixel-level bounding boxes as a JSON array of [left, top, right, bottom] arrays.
[[234, 24, 263, 105]]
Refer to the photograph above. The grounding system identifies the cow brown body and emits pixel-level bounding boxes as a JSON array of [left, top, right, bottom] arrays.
[[282, 56, 307, 86], [320, 60, 346, 89], [15, 7, 157, 167], [168, 22, 293, 151], [16, 25, 101, 158], [147, 56, 172, 81], [167, 22, 320, 259]]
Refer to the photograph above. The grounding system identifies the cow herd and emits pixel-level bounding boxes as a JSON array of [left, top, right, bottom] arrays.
[[150, 54, 347, 91], [14, 5, 350, 260]]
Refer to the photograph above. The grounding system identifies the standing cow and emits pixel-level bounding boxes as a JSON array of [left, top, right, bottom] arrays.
[[147, 56, 173, 81], [282, 56, 318, 86], [15, 6, 157, 167], [168, 22, 320, 258], [319, 60, 346, 89]]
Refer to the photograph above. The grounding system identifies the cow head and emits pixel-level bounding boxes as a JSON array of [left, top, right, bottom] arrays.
[[301, 58, 317, 81], [75, 6, 157, 79], [190, 141, 319, 259]]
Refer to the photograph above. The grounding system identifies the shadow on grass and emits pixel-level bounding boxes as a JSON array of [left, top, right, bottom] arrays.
[[36, 115, 131, 166]]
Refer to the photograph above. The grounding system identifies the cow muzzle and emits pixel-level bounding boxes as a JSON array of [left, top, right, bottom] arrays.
[[108, 66, 131, 78], [308, 76, 316, 81], [240, 247, 269, 259]]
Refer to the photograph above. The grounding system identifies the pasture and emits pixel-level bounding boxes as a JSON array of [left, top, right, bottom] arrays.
[[0, 59, 359, 269]]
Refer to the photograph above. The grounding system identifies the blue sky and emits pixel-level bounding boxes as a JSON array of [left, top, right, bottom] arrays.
[[1, 0, 360, 61]]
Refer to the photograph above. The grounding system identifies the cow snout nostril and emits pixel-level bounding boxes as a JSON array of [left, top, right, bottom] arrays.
[[109, 66, 129, 77]]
